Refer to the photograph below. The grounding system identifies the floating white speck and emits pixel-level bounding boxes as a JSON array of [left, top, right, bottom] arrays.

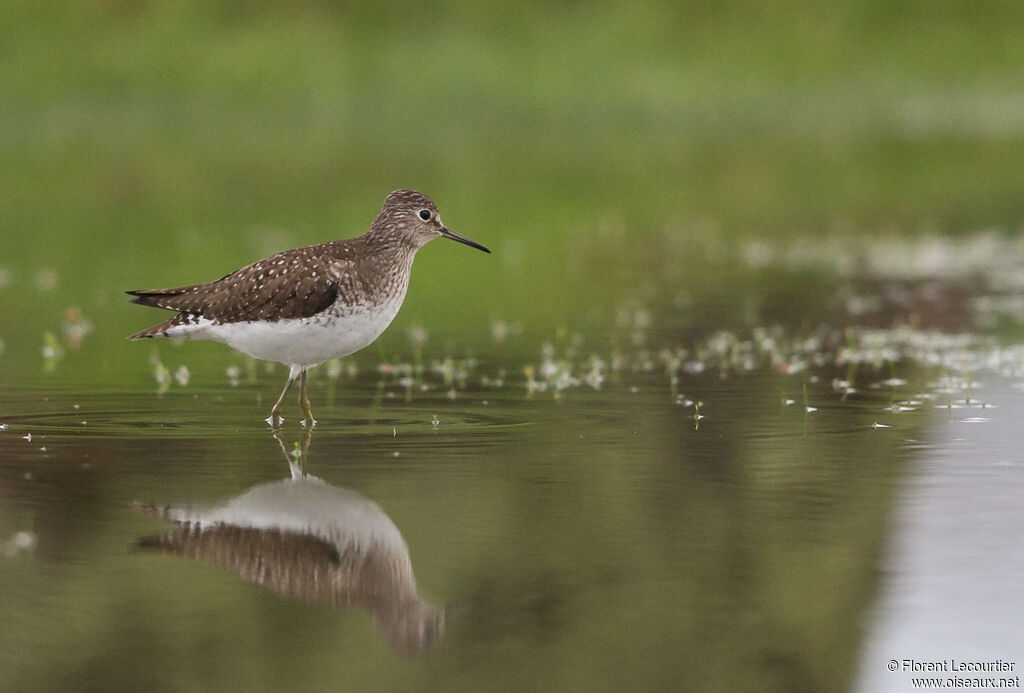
[[431, 416, 439, 427], [22, 433, 31, 442], [392, 451, 400, 458], [35, 268, 58, 291], [782, 398, 795, 406], [805, 406, 818, 413], [871, 422, 891, 429], [0, 423, 7, 431], [3, 531, 37, 557], [408, 325, 429, 346], [960, 417, 991, 423]]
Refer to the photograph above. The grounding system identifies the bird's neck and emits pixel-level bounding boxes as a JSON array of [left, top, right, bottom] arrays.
[[356, 228, 419, 265]]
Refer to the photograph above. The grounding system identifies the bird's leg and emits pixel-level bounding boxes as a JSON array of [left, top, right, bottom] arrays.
[[266, 366, 300, 428], [299, 368, 317, 428], [271, 426, 313, 479]]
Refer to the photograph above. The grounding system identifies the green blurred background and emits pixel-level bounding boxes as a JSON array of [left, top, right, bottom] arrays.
[[2, 0, 1023, 382]]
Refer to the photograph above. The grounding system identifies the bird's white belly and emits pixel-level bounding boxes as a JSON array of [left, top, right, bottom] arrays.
[[191, 298, 403, 368]]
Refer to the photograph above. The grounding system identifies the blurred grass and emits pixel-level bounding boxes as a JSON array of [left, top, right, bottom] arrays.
[[1, 0, 1023, 382]]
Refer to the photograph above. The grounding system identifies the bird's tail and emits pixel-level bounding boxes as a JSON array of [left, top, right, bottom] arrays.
[[127, 321, 178, 340], [126, 286, 206, 339], [125, 287, 196, 310]]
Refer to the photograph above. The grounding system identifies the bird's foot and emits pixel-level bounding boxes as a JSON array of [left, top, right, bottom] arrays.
[[300, 417, 318, 429], [265, 413, 284, 428]]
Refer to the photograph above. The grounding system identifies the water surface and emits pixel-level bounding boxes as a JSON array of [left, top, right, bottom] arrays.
[[3, 240, 1024, 692]]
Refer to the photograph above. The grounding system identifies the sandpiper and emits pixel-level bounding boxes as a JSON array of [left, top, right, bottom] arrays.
[[127, 189, 489, 426]]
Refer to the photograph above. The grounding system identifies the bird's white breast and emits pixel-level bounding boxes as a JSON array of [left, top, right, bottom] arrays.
[[168, 296, 405, 368]]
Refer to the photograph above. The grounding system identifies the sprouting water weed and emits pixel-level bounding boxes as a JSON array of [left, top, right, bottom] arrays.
[[325, 359, 342, 379], [62, 307, 93, 348], [173, 365, 190, 387], [149, 352, 170, 394], [41, 332, 64, 371], [524, 364, 541, 396]]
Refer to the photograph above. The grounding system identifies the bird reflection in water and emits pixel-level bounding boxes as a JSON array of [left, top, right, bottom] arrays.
[[133, 430, 444, 656]]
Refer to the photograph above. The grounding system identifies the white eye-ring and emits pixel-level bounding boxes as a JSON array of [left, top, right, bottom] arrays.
[[418, 209, 431, 221]]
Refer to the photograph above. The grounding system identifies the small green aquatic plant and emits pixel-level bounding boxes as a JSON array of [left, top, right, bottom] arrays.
[[41, 331, 63, 372], [149, 352, 170, 394]]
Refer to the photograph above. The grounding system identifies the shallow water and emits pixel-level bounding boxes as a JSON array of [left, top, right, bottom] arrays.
[[0, 355, 1017, 693], [3, 238, 1024, 692]]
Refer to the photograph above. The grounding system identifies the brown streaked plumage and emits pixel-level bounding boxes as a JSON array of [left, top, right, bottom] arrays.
[[126, 243, 343, 332], [127, 189, 489, 426]]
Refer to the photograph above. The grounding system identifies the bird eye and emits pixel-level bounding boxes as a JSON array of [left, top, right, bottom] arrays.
[[418, 209, 431, 221]]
